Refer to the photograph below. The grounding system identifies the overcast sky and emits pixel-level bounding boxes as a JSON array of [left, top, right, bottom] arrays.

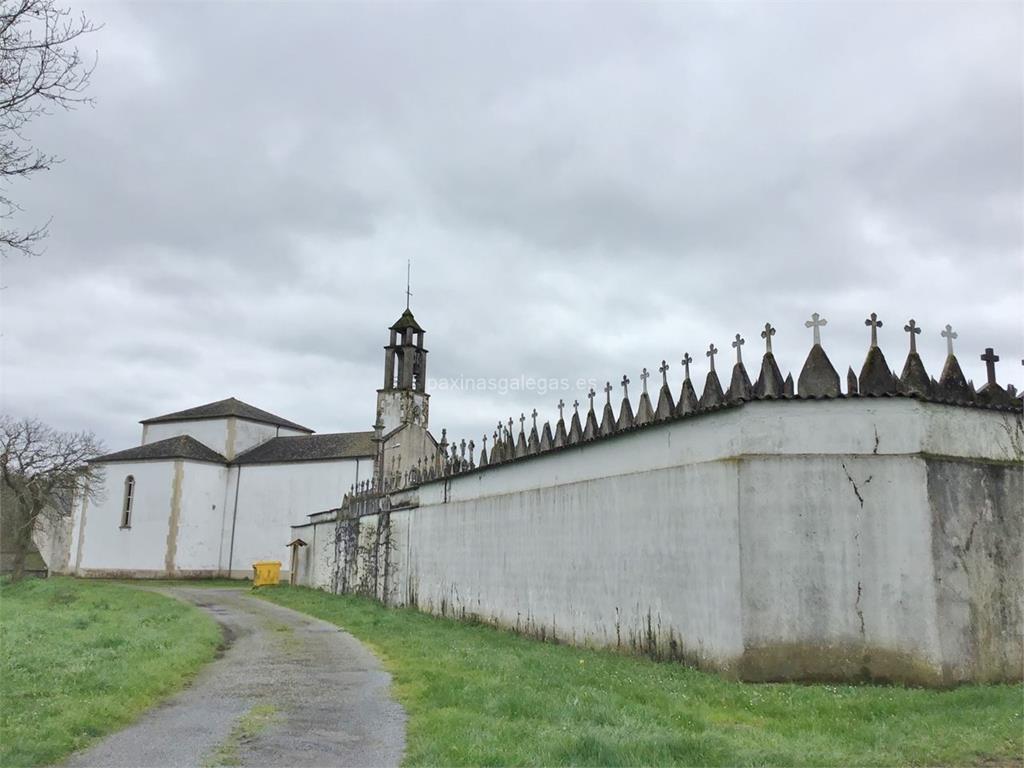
[[1, 0, 1021, 451]]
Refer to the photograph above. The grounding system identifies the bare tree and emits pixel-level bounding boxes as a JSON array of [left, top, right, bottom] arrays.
[[0, 415, 103, 581], [1, 0, 97, 256]]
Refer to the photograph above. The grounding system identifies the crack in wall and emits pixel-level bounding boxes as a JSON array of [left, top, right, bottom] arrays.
[[841, 460, 871, 648]]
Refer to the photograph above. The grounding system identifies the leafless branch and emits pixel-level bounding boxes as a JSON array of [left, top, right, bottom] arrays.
[[0, 0, 96, 256]]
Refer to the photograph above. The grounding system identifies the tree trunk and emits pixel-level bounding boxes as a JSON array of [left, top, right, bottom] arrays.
[[9, 505, 37, 583]]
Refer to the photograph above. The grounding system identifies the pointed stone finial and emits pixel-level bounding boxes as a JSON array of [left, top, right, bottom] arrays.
[[732, 334, 745, 364], [706, 343, 718, 373], [847, 367, 858, 394], [640, 368, 650, 394], [805, 313, 827, 346], [865, 312, 883, 348], [621, 374, 630, 399], [460, 439, 466, 460], [557, 399, 565, 421], [941, 324, 958, 357], [981, 347, 1000, 387], [904, 319, 921, 354], [468, 440, 475, 466], [659, 360, 669, 387], [761, 323, 775, 354], [604, 381, 613, 405], [681, 353, 693, 380]]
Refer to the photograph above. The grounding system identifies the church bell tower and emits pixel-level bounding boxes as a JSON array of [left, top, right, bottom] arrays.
[[376, 308, 429, 435]]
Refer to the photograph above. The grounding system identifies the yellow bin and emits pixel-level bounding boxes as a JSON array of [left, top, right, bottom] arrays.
[[251, 560, 282, 587]]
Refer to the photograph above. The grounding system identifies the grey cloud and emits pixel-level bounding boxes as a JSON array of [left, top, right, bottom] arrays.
[[1, 0, 1020, 451]]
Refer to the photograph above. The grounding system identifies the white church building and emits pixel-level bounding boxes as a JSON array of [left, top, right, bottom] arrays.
[[69, 308, 437, 579]]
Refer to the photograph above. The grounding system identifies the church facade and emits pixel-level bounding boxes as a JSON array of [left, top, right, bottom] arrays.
[[68, 308, 436, 579]]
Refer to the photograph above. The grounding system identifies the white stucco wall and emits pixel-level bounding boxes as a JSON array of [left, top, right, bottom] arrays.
[[73, 459, 230, 576], [225, 458, 366, 576], [172, 461, 231, 571], [342, 399, 1021, 684], [142, 418, 307, 459], [292, 516, 337, 590]]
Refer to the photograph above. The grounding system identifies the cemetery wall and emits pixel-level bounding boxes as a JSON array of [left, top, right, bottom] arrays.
[[325, 398, 1023, 685]]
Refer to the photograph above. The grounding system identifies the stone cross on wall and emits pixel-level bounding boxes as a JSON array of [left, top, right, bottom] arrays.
[[588, 388, 596, 409], [706, 343, 718, 372], [904, 319, 921, 354], [482, 434, 488, 450], [659, 360, 669, 387], [981, 347, 1000, 386], [620, 375, 630, 399], [531, 409, 538, 430], [640, 368, 650, 394], [573, 399, 580, 413], [805, 313, 827, 346], [942, 324, 958, 356], [507, 417, 513, 437], [519, 413, 526, 430], [681, 352, 692, 380], [865, 312, 883, 347], [732, 334, 744, 364], [557, 399, 565, 420], [604, 381, 613, 405], [761, 323, 775, 354]]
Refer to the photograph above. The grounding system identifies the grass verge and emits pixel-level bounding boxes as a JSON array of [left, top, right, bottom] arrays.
[[259, 586, 1023, 767], [0, 577, 221, 767]]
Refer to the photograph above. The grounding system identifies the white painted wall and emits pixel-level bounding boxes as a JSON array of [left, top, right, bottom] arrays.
[[173, 462, 231, 571], [226, 458, 365, 576], [142, 418, 307, 459], [292, 517, 337, 590], [341, 399, 1022, 684], [75, 461, 177, 574], [143, 420, 230, 454]]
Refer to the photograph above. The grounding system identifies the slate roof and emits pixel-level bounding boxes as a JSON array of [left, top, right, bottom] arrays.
[[233, 432, 375, 465], [140, 397, 312, 433], [389, 309, 423, 333], [90, 435, 228, 465]]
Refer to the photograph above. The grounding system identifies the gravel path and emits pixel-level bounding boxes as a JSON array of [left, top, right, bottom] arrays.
[[64, 587, 406, 768]]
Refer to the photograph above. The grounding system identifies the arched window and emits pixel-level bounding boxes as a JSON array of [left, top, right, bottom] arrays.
[[121, 475, 135, 528]]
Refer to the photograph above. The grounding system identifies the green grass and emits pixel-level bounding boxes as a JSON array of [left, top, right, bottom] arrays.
[[0, 577, 222, 767], [259, 586, 1024, 767], [202, 704, 279, 768]]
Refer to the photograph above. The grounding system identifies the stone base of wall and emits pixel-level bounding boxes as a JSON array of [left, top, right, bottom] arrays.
[[75, 568, 274, 581]]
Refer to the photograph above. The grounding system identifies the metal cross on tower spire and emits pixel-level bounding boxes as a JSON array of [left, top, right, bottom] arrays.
[[405, 259, 412, 310]]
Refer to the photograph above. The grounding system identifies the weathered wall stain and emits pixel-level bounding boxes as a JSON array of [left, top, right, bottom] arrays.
[[164, 460, 184, 574]]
